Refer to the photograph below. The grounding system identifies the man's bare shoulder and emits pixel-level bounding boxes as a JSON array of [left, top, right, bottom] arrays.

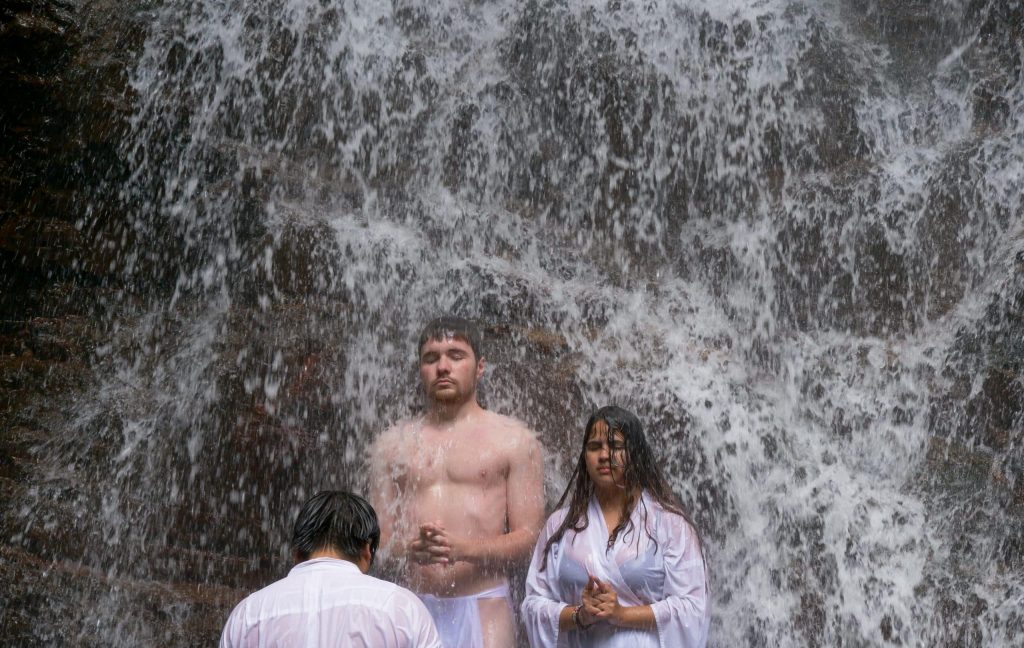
[[479, 410, 532, 435], [479, 411, 540, 453], [371, 418, 421, 457]]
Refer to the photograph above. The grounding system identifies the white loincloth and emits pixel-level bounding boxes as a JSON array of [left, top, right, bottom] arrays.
[[419, 583, 511, 648]]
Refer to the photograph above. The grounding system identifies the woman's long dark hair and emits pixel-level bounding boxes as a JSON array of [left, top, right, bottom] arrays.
[[539, 405, 705, 571]]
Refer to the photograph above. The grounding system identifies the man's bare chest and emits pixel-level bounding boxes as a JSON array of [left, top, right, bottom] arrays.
[[396, 440, 509, 489]]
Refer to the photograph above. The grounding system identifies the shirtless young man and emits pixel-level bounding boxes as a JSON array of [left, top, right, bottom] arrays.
[[369, 316, 545, 648]]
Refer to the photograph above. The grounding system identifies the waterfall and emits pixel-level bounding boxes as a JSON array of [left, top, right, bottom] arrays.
[[4, 0, 1022, 645]]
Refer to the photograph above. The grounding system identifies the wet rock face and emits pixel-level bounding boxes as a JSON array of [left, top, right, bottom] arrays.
[[0, 0, 180, 644], [847, 0, 968, 85], [930, 270, 1024, 513], [1, 0, 1023, 646], [0, 0, 139, 285], [919, 270, 1024, 644], [0, 1, 78, 276]]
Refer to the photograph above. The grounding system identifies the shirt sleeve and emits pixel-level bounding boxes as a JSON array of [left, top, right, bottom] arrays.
[[648, 512, 710, 648], [391, 589, 443, 648], [520, 512, 568, 648], [218, 599, 248, 648]]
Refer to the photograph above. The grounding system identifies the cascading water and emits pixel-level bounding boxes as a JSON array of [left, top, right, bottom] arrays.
[[3, 0, 1021, 645]]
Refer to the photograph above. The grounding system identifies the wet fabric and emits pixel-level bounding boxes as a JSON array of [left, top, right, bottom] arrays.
[[418, 582, 511, 648], [521, 492, 710, 648], [219, 557, 442, 648]]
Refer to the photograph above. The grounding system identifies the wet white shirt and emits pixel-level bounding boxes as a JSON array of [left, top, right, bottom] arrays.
[[522, 492, 710, 648], [220, 557, 442, 648]]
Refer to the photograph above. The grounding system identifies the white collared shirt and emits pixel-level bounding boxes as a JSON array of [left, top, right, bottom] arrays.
[[522, 493, 710, 648], [220, 557, 442, 648]]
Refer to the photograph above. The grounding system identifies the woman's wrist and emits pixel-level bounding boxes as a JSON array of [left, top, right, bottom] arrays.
[[608, 604, 656, 630], [572, 604, 591, 630]]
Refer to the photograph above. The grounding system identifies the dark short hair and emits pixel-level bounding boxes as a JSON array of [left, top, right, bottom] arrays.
[[292, 491, 380, 562], [417, 316, 484, 360]]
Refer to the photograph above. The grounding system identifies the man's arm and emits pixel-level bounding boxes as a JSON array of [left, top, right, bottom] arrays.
[[423, 426, 545, 571], [367, 431, 405, 567]]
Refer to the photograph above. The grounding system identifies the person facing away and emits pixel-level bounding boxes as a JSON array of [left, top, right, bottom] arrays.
[[219, 490, 442, 648], [369, 315, 545, 648], [521, 405, 710, 648]]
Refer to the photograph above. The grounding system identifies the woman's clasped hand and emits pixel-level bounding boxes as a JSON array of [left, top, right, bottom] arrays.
[[578, 576, 619, 627]]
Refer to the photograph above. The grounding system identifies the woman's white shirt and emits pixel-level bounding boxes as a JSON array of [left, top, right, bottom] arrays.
[[521, 492, 709, 648]]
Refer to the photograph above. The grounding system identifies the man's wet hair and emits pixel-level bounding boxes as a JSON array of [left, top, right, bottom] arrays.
[[417, 316, 484, 360], [292, 491, 380, 563]]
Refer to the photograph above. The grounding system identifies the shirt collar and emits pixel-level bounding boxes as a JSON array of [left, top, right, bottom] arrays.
[[289, 556, 362, 577]]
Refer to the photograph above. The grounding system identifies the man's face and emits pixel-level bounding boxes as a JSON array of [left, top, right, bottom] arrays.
[[419, 336, 483, 404]]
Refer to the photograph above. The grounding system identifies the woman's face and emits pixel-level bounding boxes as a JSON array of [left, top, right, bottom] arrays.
[[584, 419, 627, 491]]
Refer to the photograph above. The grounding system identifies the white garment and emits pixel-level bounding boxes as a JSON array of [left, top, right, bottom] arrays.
[[418, 583, 511, 648], [219, 557, 442, 648], [521, 493, 710, 648]]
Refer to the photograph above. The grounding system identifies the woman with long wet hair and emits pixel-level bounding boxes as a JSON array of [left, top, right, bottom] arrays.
[[521, 406, 709, 647]]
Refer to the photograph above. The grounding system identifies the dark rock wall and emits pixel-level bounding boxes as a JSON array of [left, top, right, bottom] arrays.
[[0, 0, 1021, 646], [0, 1, 229, 644]]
